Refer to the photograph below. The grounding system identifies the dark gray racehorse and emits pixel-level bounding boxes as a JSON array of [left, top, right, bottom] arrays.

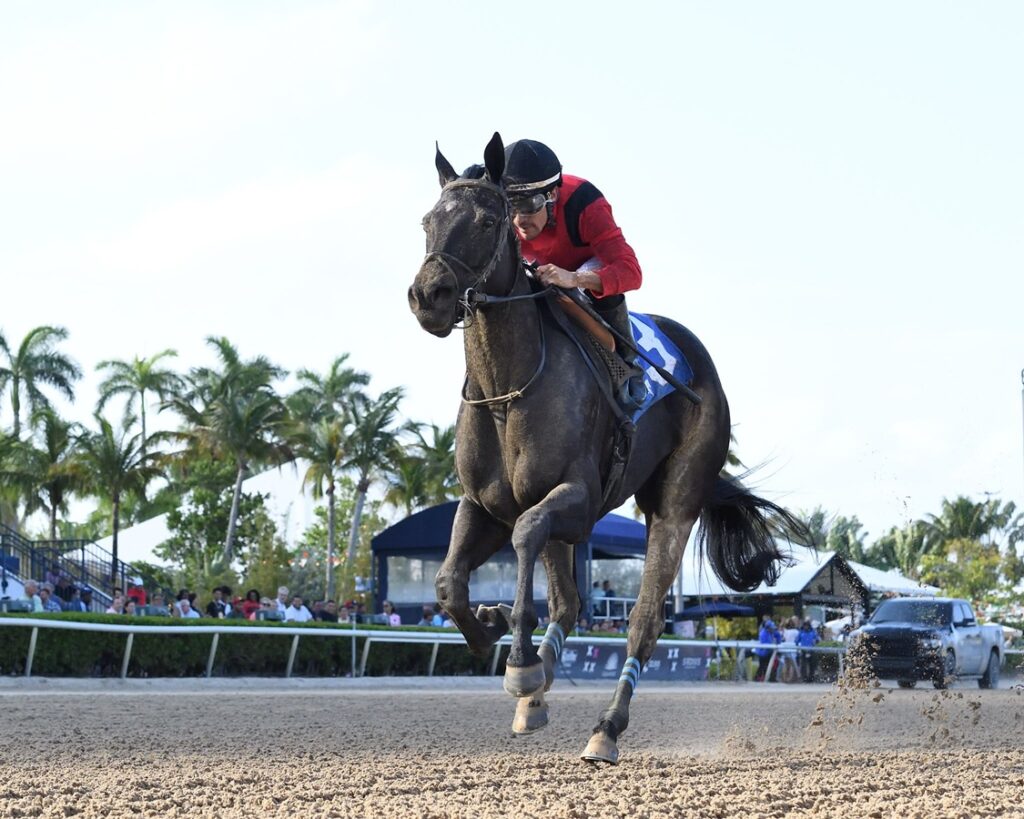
[[408, 133, 803, 764]]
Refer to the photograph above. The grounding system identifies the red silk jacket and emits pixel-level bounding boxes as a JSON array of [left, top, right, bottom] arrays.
[[518, 174, 642, 297]]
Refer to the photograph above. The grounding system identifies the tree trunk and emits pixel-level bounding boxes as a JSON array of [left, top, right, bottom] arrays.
[[326, 480, 336, 601], [347, 476, 370, 565], [223, 463, 245, 564], [11, 376, 20, 439], [139, 388, 147, 457], [49, 504, 57, 541], [111, 492, 121, 585]]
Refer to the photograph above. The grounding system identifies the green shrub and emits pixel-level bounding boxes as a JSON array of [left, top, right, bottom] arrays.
[[0, 613, 496, 678]]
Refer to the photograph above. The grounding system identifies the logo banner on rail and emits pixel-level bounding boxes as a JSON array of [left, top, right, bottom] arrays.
[[558, 642, 711, 682]]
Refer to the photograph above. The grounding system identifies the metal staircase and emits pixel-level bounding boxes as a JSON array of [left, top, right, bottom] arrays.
[[0, 522, 130, 607]]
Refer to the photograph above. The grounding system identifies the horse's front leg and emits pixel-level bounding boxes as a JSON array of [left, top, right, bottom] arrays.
[[435, 498, 512, 656], [511, 539, 580, 734], [504, 482, 589, 699]]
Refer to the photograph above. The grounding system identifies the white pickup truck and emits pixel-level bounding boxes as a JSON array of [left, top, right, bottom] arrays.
[[849, 597, 1003, 689]]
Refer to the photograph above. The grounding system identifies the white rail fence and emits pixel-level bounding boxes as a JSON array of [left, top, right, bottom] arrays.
[[1, 618, 1020, 683]]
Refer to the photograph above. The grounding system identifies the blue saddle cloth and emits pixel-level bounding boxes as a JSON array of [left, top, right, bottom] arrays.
[[628, 313, 693, 423]]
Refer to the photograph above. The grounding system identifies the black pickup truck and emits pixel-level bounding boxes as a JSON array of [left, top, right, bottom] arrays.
[[849, 597, 1003, 689]]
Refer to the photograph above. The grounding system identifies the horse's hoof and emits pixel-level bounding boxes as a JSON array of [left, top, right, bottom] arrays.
[[581, 733, 620, 765], [503, 661, 546, 698], [511, 693, 548, 734]]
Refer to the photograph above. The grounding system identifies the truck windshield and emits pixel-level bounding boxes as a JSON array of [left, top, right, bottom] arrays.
[[870, 600, 952, 626]]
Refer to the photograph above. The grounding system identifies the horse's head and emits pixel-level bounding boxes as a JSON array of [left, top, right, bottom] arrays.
[[409, 132, 513, 337]]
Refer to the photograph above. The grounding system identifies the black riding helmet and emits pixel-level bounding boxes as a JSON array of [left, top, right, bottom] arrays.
[[503, 139, 562, 213]]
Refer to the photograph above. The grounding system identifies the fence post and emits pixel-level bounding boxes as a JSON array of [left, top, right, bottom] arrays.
[[206, 633, 220, 678], [120, 633, 134, 679], [837, 648, 844, 679], [359, 638, 373, 677], [285, 635, 300, 678], [428, 641, 439, 677], [489, 643, 502, 676], [26, 627, 39, 678]]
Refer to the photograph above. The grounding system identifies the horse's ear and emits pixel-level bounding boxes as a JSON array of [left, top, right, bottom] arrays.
[[483, 132, 505, 185], [435, 142, 458, 187]]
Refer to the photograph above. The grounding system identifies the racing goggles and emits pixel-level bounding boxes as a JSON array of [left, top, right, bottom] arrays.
[[509, 192, 553, 215]]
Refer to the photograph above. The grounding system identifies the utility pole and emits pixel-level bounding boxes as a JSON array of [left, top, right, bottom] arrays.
[[1020, 369, 1024, 501]]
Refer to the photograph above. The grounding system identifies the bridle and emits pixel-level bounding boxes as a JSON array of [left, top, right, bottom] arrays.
[[420, 177, 552, 406]]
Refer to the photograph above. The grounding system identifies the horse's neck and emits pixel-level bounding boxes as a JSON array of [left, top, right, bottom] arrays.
[[463, 271, 542, 401]]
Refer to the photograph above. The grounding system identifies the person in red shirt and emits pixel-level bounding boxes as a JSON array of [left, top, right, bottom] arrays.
[[126, 579, 147, 607], [501, 139, 646, 407]]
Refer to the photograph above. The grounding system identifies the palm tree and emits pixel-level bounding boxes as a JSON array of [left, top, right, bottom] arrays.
[[383, 455, 429, 517], [925, 496, 1016, 552], [164, 338, 290, 563], [288, 355, 369, 421], [0, 326, 82, 439], [408, 422, 460, 506], [290, 416, 348, 600], [871, 521, 932, 580], [96, 349, 183, 456], [21, 409, 85, 540], [76, 415, 163, 582], [343, 387, 403, 564]]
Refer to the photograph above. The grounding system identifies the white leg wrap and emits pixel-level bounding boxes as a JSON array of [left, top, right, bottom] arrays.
[[539, 622, 566, 660]]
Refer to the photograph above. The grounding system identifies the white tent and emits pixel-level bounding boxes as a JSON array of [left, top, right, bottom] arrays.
[[97, 461, 318, 566], [678, 543, 939, 599]]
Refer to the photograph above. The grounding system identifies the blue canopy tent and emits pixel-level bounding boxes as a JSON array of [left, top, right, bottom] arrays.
[[371, 501, 646, 622]]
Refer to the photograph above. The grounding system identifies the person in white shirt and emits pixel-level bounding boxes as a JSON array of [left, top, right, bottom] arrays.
[[284, 596, 313, 623], [275, 586, 290, 614], [178, 599, 200, 619]]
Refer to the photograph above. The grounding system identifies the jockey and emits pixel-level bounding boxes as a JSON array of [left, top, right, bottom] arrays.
[[502, 138, 647, 408]]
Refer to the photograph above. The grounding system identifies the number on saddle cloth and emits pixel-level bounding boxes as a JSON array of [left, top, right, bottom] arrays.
[[627, 313, 693, 423]]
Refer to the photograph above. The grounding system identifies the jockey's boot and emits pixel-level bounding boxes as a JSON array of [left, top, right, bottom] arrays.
[[594, 295, 647, 411]]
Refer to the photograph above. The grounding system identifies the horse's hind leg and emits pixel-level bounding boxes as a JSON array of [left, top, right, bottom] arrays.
[[512, 540, 579, 734], [435, 499, 512, 656], [582, 443, 721, 763]]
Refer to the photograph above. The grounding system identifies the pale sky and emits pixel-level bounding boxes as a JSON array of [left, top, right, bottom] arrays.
[[2, 1, 1023, 542]]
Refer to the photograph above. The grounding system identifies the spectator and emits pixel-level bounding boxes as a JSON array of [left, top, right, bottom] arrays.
[[797, 619, 820, 683], [149, 592, 169, 616], [126, 579, 147, 607], [54, 575, 74, 605], [123, 599, 137, 616], [779, 617, 800, 683], [576, 617, 590, 634], [755, 616, 780, 682], [589, 581, 603, 618], [417, 606, 434, 626], [602, 579, 616, 599], [178, 598, 200, 619], [39, 583, 64, 613], [65, 585, 93, 613], [430, 603, 445, 627], [173, 589, 191, 617], [21, 580, 44, 612], [206, 587, 230, 619], [240, 589, 262, 620], [318, 600, 339, 623], [258, 597, 276, 618], [275, 586, 290, 614], [355, 601, 367, 623], [440, 610, 454, 628], [45, 564, 62, 587], [284, 595, 313, 623], [381, 601, 401, 626], [106, 593, 125, 614]]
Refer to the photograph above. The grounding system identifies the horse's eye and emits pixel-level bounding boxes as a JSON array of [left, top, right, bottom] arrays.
[[481, 217, 496, 229]]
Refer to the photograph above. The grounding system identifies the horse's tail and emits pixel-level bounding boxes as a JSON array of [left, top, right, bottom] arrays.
[[695, 475, 808, 592]]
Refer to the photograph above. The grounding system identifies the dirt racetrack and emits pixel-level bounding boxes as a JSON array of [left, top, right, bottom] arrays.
[[1, 677, 1022, 819]]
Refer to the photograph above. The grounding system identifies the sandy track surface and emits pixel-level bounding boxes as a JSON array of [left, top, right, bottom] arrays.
[[2, 679, 1023, 818]]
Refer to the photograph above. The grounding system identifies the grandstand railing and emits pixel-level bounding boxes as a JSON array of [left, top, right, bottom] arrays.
[[4, 617, 1019, 683], [0, 523, 128, 607]]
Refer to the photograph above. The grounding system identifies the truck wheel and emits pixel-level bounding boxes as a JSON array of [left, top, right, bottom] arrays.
[[979, 651, 1000, 689], [896, 680, 917, 689], [933, 650, 956, 689]]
